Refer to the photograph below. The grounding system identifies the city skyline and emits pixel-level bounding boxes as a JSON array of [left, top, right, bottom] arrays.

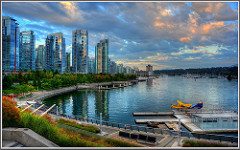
[[2, 2, 239, 70]]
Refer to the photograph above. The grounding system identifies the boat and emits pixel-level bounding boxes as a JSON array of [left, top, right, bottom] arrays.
[[171, 100, 203, 109]]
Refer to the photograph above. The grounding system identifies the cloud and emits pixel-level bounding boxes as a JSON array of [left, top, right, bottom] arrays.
[[184, 56, 201, 60], [192, 2, 238, 21], [2, 2, 238, 69], [179, 37, 191, 44]]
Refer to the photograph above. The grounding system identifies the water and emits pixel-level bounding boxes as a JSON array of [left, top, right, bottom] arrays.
[[43, 76, 238, 125]]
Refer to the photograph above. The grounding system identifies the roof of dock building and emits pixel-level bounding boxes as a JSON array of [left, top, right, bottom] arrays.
[[193, 113, 238, 119]]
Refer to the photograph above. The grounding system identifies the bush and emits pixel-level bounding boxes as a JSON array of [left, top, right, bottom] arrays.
[[57, 119, 100, 133], [2, 96, 21, 127], [183, 140, 229, 147]]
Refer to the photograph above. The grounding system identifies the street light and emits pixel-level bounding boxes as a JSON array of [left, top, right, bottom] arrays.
[[100, 113, 102, 135]]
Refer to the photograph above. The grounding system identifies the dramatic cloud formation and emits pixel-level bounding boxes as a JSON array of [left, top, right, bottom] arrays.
[[2, 2, 238, 70]]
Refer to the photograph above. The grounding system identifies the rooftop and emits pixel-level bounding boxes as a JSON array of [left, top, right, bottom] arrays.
[[193, 113, 238, 119]]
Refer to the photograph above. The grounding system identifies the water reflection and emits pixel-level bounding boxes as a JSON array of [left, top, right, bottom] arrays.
[[72, 91, 88, 119], [95, 90, 109, 120]]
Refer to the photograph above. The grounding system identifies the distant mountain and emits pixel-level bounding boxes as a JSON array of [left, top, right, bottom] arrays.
[[229, 64, 238, 67]]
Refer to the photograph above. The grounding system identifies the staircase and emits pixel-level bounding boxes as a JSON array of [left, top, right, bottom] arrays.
[[2, 140, 25, 147], [157, 136, 177, 147]]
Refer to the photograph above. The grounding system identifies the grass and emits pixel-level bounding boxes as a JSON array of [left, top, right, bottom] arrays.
[[58, 123, 141, 147], [57, 119, 100, 133], [18, 112, 141, 147], [182, 140, 230, 147]]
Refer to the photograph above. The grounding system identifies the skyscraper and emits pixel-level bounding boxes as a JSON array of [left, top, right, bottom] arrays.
[[2, 16, 19, 73], [110, 61, 117, 74], [88, 57, 95, 74], [95, 39, 109, 74], [66, 52, 70, 71], [45, 32, 66, 73], [72, 30, 88, 74], [35, 45, 45, 71], [117, 64, 123, 73], [19, 31, 35, 71]]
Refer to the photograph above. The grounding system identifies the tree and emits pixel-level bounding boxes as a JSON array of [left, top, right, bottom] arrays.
[[2, 76, 13, 89]]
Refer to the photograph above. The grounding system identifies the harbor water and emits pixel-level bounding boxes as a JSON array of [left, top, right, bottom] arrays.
[[43, 76, 238, 126]]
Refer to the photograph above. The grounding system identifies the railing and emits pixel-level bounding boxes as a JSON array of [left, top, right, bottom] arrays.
[[30, 102, 238, 144]]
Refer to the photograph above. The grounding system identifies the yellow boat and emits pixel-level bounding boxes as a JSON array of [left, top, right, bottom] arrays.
[[171, 100, 203, 109]]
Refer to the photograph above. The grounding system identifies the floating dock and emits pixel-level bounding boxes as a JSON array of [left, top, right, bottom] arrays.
[[135, 118, 178, 124], [133, 112, 174, 116]]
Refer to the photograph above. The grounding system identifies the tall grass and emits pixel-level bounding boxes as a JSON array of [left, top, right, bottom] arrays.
[[19, 112, 141, 147], [57, 118, 100, 133], [19, 112, 58, 140]]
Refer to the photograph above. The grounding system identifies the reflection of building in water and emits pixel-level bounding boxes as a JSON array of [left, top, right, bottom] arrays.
[[72, 91, 88, 120], [146, 78, 153, 86], [95, 90, 109, 120]]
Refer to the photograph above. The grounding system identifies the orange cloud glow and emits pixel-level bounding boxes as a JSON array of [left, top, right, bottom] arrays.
[[161, 9, 172, 16], [179, 37, 191, 43], [202, 21, 225, 33], [154, 22, 165, 27], [205, 6, 212, 13]]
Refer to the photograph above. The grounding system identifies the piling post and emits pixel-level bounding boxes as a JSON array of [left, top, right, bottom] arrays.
[[178, 119, 181, 146]]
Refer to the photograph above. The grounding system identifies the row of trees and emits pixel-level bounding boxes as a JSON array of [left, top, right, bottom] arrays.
[[3, 70, 137, 90]]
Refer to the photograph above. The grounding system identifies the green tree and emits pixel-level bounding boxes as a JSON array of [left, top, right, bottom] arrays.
[[2, 76, 13, 89]]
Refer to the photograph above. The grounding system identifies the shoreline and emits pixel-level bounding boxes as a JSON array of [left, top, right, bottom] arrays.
[[14, 80, 139, 105]]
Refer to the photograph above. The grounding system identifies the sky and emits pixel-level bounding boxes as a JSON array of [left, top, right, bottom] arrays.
[[2, 1, 239, 70]]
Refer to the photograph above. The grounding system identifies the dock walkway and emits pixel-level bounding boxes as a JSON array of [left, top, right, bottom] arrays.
[[133, 112, 173, 116], [135, 118, 178, 124]]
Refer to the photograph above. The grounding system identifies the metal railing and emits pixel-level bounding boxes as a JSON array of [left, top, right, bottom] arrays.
[[31, 102, 238, 144]]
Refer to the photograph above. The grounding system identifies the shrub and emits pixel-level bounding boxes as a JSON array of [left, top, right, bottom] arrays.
[[2, 96, 21, 127]]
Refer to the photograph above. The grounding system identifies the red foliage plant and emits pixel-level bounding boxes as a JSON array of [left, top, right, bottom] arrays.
[[2, 96, 21, 127]]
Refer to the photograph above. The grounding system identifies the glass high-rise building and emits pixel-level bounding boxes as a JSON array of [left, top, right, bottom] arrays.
[[110, 61, 117, 74], [95, 39, 109, 74], [66, 52, 70, 71], [45, 32, 66, 73], [88, 57, 95, 74], [117, 64, 123, 73], [72, 30, 88, 74], [35, 45, 45, 71], [2, 16, 19, 73], [19, 31, 35, 71]]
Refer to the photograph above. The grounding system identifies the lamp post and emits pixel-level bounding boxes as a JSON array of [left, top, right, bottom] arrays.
[[56, 106, 59, 120], [100, 113, 102, 135]]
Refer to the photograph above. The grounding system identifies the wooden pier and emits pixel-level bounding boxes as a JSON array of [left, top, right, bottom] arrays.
[[133, 112, 174, 116]]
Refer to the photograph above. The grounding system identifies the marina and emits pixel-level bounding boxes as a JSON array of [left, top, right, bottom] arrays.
[[134, 110, 238, 133]]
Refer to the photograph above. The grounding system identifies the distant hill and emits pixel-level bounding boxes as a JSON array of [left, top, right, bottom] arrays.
[[154, 66, 238, 76], [230, 64, 238, 67]]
